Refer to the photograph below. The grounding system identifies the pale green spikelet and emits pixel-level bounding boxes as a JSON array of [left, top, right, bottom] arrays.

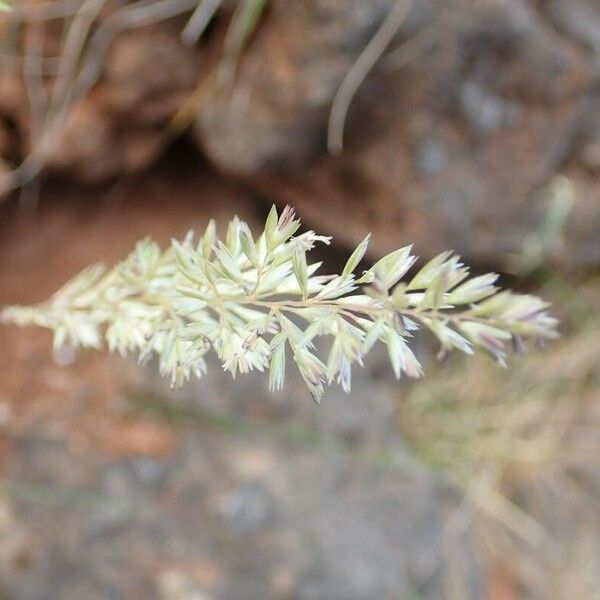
[[1, 205, 559, 402]]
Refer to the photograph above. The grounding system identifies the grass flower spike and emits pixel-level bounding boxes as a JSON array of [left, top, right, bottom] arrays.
[[1, 206, 559, 402]]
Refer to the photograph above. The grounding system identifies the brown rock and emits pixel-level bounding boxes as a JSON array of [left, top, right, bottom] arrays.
[[542, 0, 600, 54], [197, 0, 597, 269], [47, 29, 197, 182], [195, 0, 400, 173]]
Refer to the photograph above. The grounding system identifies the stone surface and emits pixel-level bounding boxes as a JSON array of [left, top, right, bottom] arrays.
[[542, 0, 600, 56], [195, 0, 400, 173], [0, 356, 482, 600], [218, 0, 598, 269]]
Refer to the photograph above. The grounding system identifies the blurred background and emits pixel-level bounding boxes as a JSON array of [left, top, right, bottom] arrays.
[[1, 0, 600, 598]]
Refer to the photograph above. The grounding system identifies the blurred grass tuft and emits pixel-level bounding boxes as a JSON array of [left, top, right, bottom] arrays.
[[397, 279, 600, 598]]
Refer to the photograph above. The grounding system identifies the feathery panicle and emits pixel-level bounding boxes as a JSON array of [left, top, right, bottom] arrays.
[[1, 205, 559, 401]]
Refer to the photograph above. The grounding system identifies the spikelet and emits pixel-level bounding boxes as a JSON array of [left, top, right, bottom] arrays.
[[1, 206, 559, 402]]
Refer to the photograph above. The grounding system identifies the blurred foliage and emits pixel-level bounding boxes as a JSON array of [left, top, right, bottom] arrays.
[[398, 278, 600, 598]]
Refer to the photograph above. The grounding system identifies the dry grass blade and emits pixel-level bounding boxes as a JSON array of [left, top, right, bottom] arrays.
[[181, 0, 222, 46], [327, 0, 413, 155], [0, 0, 200, 197]]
